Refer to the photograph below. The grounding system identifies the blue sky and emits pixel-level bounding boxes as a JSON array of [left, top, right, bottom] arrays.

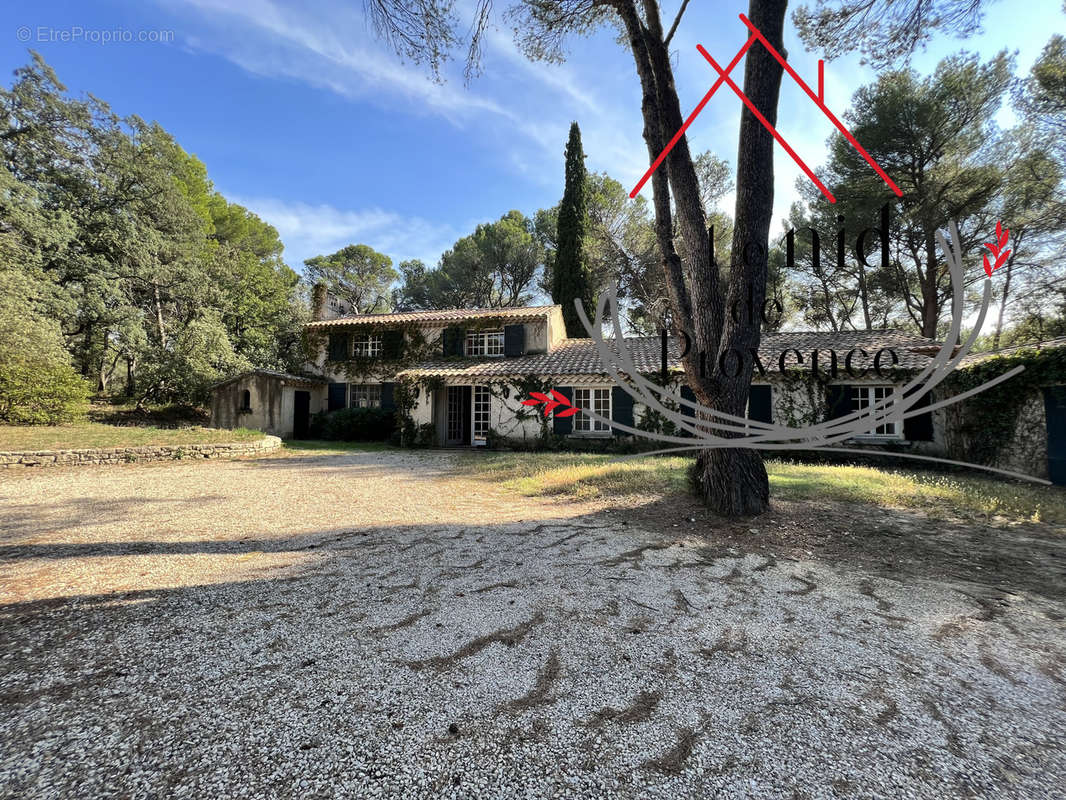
[[3, 0, 1062, 276]]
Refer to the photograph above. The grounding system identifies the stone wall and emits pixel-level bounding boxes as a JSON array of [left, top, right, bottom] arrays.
[[0, 436, 282, 469]]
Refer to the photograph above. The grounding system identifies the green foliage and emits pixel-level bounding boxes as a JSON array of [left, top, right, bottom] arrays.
[[0, 268, 90, 424], [944, 346, 1066, 465], [788, 51, 1016, 337], [308, 407, 397, 441], [553, 122, 594, 336], [304, 243, 397, 313], [137, 311, 252, 406], [0, 53, 307, 409], [794, 0, 988, 68], [537, 155, 730, 335], [1021, 34, 1066, 143], [393, 211, 543, 309], [415, 422, 437, 447]]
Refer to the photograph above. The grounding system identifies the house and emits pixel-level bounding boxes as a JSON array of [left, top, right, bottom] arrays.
[[208, 287, 1066, 483], [210, 289, 945, 449]]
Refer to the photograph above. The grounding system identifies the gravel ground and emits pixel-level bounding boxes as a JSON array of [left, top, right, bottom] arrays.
[[1, 448, 1064, 799]]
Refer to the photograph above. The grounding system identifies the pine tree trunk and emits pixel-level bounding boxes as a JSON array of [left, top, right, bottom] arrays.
[[921, 231, 940, 338], [690, 0, 787, 517], [693, 447, 770, 516], [617, 0, 785, 517]]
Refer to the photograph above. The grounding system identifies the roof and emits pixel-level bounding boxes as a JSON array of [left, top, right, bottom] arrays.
[[397, 329, 941, 381], [958, 335, 1066, 368], [306, 304, 561, 328], [209, 369, 327, 389]]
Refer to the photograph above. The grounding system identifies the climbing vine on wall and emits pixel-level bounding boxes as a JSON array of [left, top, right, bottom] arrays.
[[942, 347, 1066, 466]]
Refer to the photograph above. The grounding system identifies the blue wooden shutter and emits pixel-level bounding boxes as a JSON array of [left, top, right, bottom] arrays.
[[826, 385, 854, 420], [553, 386, 573, 435], [443, 327, 464, 356], [903, 389, 934, 441], [380, 382, 395, 411], [382, 329, 404, 359], [611, 386, 634, 436], [748, 385, 772, 423], [1045, 386, 1066, 485], [328, 332, 348, 361], [504, 324, 526, 357], [328, 382, 347, 411]]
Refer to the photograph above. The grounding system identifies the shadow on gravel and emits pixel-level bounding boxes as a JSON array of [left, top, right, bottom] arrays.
[[2, 499, 1065, 798], [615, 492, 1066, 603], [0, 495, 228, 539]]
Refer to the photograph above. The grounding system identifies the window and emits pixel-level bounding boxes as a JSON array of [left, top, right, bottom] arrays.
[[472, 386, 491, 444], [850, 385, 901, 437], [573, 387, 611, 434], [353, 333, 382, 358], [239, 389, 252, 413], [465, 329, 505, 357], [350, 384, 382, 409]]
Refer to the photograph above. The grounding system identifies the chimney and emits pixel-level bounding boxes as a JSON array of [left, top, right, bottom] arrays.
[[311, 282, 328, 322]]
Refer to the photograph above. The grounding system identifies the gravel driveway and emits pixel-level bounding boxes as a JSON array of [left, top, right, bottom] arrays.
[[1, 448, 1064, 798]]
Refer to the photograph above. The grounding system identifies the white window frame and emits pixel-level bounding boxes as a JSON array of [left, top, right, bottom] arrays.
[[349, 383, 382, 409], [352, 332, 382, 358], [472, 386, 491, 445], [573, 387, 612, 435], [850, 385, 901, 439], [465, 329, 505, 358]]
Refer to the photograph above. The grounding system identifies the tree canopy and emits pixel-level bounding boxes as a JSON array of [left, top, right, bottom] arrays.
[[304, 244, 398, 314], [0, 52, 307, 412], [392, 210, 543, 309]]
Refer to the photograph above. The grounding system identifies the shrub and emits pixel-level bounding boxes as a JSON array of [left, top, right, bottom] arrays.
[[0, 359, 91, 424], [0, 272, 91, 425], [308, 407, 396, 441], [415, 422, 436, 447]]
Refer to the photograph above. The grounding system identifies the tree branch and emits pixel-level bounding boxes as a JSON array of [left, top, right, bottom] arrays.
[[663, 0, 690, 47]]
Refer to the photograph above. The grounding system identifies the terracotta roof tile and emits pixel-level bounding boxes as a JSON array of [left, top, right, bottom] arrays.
[[210, 369, 327, 388], [307, 305, 560, 328], [397, 330, 941, 380]]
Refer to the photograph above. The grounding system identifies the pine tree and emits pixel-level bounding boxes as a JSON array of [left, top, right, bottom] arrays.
[[553, 122, 593, 337]]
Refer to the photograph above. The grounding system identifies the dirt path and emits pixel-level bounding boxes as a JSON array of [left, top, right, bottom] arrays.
[[1, 450, 1064, 798]]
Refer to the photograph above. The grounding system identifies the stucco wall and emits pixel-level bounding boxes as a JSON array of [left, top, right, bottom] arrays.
[[489, 390, 547, 441], [410, 386, 433, 427], [211, 373, 283, 433], [211, 375, 324, 438]]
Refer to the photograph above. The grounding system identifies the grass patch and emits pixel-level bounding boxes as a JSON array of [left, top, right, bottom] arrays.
[[765, 460, 1066, 524], [460, 452, 689, 501], [459, 451, 1066, 524], [0, 423, 263, 451]]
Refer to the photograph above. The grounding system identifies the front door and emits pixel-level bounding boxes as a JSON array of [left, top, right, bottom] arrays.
[[445, 386, 471, 446], [293, 391, 311, 439], [1045, 386, 1066, 485]]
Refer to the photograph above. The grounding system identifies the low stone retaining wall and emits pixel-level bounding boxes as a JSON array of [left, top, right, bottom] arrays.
[[0, 435, 282, 468]]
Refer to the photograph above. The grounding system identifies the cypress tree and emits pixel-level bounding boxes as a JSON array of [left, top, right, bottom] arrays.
[[553, 122, 593, 337]]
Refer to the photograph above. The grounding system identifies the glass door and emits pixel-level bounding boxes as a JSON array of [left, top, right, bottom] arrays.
[[472, 386, 490, 445]]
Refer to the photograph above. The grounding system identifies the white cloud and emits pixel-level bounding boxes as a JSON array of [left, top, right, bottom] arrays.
[[172, 0, 511, 121], [166, 0, 650, 191], [228, 193, 459, 271]]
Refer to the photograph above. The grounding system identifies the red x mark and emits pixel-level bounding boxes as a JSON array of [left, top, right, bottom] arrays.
[[629, 13, 903, 204]]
